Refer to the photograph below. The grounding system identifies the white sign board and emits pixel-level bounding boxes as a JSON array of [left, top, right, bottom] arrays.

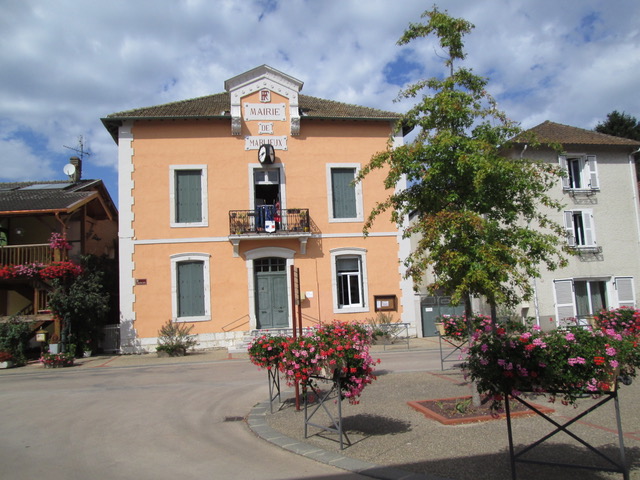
[[245, 136, 288, 150], [244, 103, 286, 121]]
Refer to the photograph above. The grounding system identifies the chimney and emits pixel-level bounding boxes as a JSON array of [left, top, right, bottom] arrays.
[[70, 156, 82, 182]]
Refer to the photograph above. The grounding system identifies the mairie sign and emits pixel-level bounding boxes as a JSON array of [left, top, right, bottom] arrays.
[[245, 136, 288, 150], [244, 103, 286, 121]]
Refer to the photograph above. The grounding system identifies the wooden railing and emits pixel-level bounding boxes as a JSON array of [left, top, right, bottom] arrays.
[[0, 244, 62, 266]]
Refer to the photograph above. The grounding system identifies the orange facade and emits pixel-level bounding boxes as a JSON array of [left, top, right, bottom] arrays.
[[106, 66, 415, 351]]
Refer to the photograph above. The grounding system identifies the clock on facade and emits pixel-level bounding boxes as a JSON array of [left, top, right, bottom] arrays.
[[258, 143, 275, 164]]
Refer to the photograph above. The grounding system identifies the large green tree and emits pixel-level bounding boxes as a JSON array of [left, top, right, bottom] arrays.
[[358, 7, 567, 317], [595, 110, 640, 141]]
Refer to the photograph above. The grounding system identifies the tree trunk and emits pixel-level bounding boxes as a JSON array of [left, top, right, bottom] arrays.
[[465, 295, 482, 407]]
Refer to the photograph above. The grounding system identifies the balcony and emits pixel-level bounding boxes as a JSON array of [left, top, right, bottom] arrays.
[[0, 244, 65, 266], [228, 208, 312, 256]]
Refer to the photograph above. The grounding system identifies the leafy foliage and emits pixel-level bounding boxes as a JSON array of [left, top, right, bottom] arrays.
[[0, 317, 32, 365], [594, 110, 640, 141], [358, 7, 567, 311], [156, 319, 197, 356], [47, 255, 112, 356]]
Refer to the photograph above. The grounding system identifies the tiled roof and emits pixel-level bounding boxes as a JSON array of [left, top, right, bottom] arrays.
[[102, 92, 401, 140], [517, 120, 640, 147], [104, 92, 399, 120], [0, 180, 101, 213]]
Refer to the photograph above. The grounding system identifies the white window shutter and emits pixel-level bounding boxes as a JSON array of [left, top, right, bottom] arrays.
[[563, 211, 575, 246], [582, 210, 596, 246], [554, 279, 576, 323], [558, 155, 570, 189], [615, 276, 635, 308], [586, 155, 599, 189]]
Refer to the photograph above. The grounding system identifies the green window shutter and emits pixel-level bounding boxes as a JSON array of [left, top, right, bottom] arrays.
[[331, 168, 356, 219], [177, 261, 205, 317], [176, 170, 202, 223]]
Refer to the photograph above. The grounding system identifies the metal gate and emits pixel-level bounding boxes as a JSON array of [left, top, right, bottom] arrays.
[[101, 324, 120, 353]]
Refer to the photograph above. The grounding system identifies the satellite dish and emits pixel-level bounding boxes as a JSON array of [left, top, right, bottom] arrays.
[[63, 164, 76, 176]]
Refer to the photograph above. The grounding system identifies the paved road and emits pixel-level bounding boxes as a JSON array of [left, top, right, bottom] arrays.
[[0, 345, 441, 480], [1, 360, 371, 480]]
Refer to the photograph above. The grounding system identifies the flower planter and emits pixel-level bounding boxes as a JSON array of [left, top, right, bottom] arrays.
[[435, 323, 445, 336]]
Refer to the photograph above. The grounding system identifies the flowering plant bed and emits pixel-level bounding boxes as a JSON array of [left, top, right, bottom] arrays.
[[408, 395, 554, 425], [465, 307, 640, 410], [0, 261, 82, 280], [40, 351, 75, 368]]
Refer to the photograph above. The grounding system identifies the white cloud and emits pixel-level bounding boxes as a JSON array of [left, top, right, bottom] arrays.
[[1, 0, 639, 201]]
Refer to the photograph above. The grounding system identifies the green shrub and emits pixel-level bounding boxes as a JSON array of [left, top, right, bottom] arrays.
[[156, 320, 197, 356], [0, 317, 32, 365]]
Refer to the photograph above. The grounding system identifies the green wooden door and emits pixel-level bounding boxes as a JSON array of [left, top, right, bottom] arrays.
[[421, 296, 465, 337], [255, 258, 289, 329]]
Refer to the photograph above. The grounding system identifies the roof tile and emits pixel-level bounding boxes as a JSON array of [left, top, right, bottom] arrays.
[[518, 120, 640, 147]]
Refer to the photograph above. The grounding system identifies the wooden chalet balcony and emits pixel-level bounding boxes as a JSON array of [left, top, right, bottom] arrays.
[[228, 208, 312, 256], [0, 244, 64, 267]]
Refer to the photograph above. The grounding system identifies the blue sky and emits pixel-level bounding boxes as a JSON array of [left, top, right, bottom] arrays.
[[1, 0, 639, 207]]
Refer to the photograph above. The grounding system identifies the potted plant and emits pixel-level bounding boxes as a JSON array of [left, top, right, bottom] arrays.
[[464, 307, 640, 411], [248, 334, 288, 370], [0, 351, 14, 369]]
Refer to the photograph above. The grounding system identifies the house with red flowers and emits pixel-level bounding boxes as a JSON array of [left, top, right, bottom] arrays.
[[0, 158, 118, 344]]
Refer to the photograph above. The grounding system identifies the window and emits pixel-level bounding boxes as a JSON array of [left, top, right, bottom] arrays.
[[337, 257, 362, 307], [564, 209, 596, 247], [554, 277, 635, 324], [326, 164, 363, 222], [559, 154, 599, 190], [574, 280, 607, 317], [170, 253, 211, 322], [170, 166, 208, 227], [330, 248, 369, 313]]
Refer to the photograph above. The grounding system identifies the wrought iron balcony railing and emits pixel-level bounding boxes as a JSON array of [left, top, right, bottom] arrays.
[[229, 208, 310, 235]]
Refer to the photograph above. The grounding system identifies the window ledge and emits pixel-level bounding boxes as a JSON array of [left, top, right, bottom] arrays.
[[570, 245, 602, 254], [333, 306, 369, 314], [564, 188, 599, 196]]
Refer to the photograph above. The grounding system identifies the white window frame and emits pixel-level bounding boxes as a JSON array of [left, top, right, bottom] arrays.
[[330, 247, 369, 314], [553, 276, 635, 325], [326, 163, 363, 223], [170, 252, 211, 322], [563, 209, 596, 248], [248, 163, 286, 211], [170, 165, 208, 227], [559, 154, 599, 191]]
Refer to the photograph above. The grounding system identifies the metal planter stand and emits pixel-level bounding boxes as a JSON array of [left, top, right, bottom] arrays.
[[267, 367, 281, 414], [437, 334, 468, 370], [504, 390, 629, 480], [303, 374, 351, 450]]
